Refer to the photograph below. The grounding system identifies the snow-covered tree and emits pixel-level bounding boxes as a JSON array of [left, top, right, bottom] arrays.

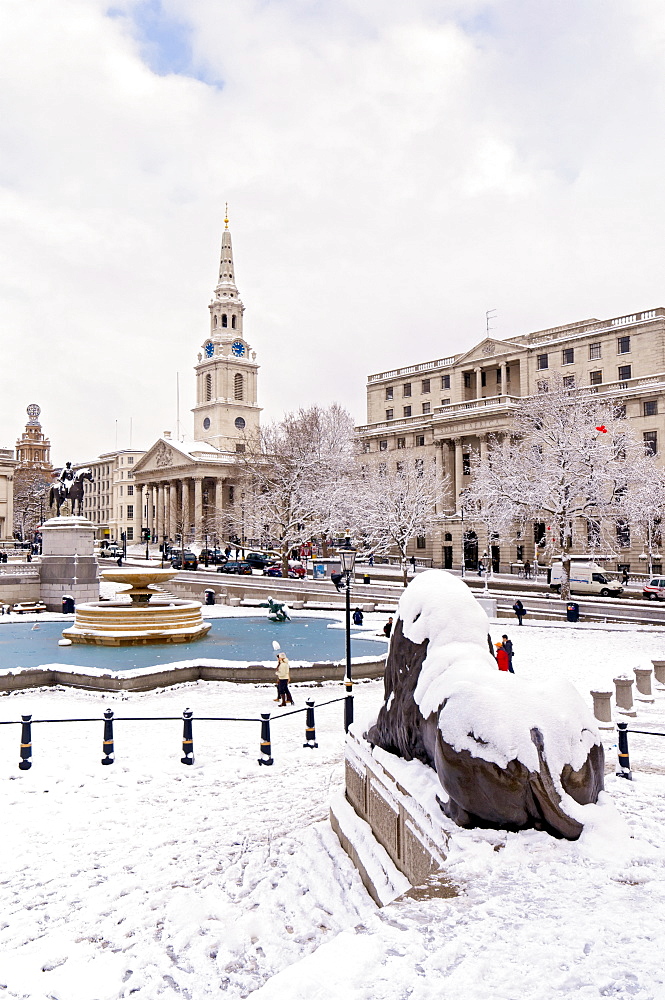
[[621, 455, 665, 577], [232, 404, 355, 574], [461, 380, 650, 600], [347, 457, 441, 586], [13, 467, 52, 541]]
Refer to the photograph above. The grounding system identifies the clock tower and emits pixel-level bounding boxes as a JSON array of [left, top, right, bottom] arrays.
[[192, 210, 261, 452]]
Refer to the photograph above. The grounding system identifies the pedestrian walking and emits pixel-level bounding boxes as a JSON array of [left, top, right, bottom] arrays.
[[275, 652, 294, 706], [524, 559, 531, 579], [477, 559, 485, 577], [501, 634, 514, 673], [495, 642, 511, 671], [368, 553, 374, 567], [409, 555, 416, 573], [622, 568, 629, 586], [512, 599, 526, 625], [383, 616, 393, 638], [352, 608, 364, 625]]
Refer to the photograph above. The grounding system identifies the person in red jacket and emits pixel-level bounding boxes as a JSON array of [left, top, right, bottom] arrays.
[[495, 641, 511, 672]]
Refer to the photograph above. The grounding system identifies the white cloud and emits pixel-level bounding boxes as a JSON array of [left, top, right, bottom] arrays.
[[2, 0, 665, 461]]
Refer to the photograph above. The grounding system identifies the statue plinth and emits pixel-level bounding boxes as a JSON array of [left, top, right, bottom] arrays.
[[39, 516, 99, 611]]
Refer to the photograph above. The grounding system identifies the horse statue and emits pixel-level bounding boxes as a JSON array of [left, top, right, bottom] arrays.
[[49, 466, 93, 517]]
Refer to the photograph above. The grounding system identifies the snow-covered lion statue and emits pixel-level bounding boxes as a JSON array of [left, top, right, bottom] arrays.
[[365, 570, 604, 840]]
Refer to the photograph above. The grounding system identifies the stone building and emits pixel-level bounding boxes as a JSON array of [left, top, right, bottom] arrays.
[[0, 447, 17, 542], [129, 214, 260, 547], [12, 404, 54, 541], [76, 449, 147, 542], [357, 308, 665, 574]]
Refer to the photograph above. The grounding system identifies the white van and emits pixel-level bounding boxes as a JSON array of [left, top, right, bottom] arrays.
[[549, 562, 624, 598]]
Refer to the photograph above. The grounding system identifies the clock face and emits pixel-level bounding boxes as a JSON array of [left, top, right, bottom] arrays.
[[231, 340, 245, 357], [204, 342, 214, 358]]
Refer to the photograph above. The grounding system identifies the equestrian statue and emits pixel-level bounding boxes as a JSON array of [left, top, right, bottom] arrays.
[[49, 463, 93, 517]]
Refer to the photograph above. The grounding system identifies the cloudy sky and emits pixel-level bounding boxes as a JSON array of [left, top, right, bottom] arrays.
[[2, 0, 665, 463]]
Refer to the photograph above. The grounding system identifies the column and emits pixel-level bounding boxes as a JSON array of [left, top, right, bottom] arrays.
[[479, 434, 488, 464], [167, 482, 176, 540], [135, 484, 143, 539], [454, 438, 463, 512], [194, 477, 203, 544], [474, 366, 482, 398], [156, 484, 164, 542], [182, 479, 190, 545]]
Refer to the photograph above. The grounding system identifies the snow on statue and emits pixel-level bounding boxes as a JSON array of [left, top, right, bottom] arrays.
[[365, 570, 604, 840]]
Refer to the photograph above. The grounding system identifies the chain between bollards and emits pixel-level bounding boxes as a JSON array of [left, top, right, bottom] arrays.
[[18, 714, 32, 771], [258, 712, 273, 765], [101, 708, 115, 765], [303, 698, 318, 749], [344, 677, 354, 733], [616, 721, 632, 780], [181, 708, 194, 765]]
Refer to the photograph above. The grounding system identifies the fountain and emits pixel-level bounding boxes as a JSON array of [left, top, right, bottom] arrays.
[[62, 568, 211, 646]]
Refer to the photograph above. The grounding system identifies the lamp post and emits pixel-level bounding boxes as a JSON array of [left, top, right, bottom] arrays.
[[339, 543, 357, 732]]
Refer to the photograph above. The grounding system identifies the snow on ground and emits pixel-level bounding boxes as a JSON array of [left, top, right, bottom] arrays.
[[0, 617, 664, 998]]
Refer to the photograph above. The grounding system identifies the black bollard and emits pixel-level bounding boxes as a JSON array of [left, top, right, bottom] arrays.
[[19, 714, 32, 771], [101, 708, 115, 765], [616, 721, 632, 780], [303, 699, 318, 749], [344, 677, 354, 733], [258, 712, 274, 765], [181, 708, 194, 765]]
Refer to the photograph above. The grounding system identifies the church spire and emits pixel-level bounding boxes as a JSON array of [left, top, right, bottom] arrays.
[[215, 206, 238, 298]]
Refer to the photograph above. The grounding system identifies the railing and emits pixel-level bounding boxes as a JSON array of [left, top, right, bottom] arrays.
[[4, 690, 355, 771], [435, 395, 522, 416], [368, 357, 456, 383], [0, 562, 39, 577]]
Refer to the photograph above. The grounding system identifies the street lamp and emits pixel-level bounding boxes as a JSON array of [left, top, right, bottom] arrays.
[[339, 542, 357, 733]]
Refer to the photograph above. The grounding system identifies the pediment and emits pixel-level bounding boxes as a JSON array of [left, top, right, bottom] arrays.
[[455, 337, 522, 366], [132, 439, 194, 475]]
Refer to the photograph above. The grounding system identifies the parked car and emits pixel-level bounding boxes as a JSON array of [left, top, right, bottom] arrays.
[[263, 560, 306, 579], [199, 549, 226, 565], [217, 560, 253, 575], [245, 551, 279, 570], [171, 550, 199, 570], [643, 577, 665, 601], [100, 545, 122, 559]]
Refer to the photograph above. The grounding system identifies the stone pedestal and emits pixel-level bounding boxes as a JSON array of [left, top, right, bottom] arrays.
[[590, 690, 614, 729], [653, 660, 665, 686], [613, 675, 636, 717], [39, 516, 99, 611], [634, 667, 654, 702]]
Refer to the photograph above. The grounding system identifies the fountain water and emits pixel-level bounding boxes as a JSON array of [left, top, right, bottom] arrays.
[[62, 569, 211, 646]]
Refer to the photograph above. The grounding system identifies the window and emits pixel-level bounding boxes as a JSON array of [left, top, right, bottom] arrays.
[[563, 375, 575, 388], [590, 370, 603, 385], [537, 379, 549, 393], [534, 522, 546, 545], [213, 315, 218, 328], [128, 456, 134, 464], [127, 505, 134, 519], [589, 343, 601, 360], [403, 406, 412, 417], [536, 354, 549, 370], [562, 348, 574, 365], [119, 485, 123, 496], [644, 400, 658, 417], [397, 437, 406, 449], [231, 315, 236, 329], [415, 458, 424, 476], [222, 314, 228, 327], [385, 409, 394, 421], [378, 463, 387, 476], [496, 368, 502, 383], [464, 373, 471, 388], [422, 402, 431, 414], [415, 435, 425, 447], [416, 536, 426, 549], [506, 366, 511, 381], [616, 520, 631, 548], [127, 485, 134, 495], [618, 365, 632, 381], [385, 387, 393, 401], [127, 528, 134, 541], [441, 375, 450, 389], [396, 461, 404, 475], [422, 379, 431, 393], [362, 441, 370, 453], [441, 398, 450, 406], [234, 373, 244, 400], [644, 431, 658, 456], [205, 373, 212, 400], [235, 443, 246, 453], [617, 336, 631, 354], [481, 371, 486, 387], [462, 453, 471, 475], [403, 383, 412, 397], [379, 440, 388, 451]]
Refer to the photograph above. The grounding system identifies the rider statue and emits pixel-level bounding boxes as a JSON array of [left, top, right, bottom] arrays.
[[58, 462, 75, 489]]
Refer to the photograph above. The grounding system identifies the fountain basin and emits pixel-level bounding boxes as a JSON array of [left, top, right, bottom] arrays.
[[62, 568, 211, 645]]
